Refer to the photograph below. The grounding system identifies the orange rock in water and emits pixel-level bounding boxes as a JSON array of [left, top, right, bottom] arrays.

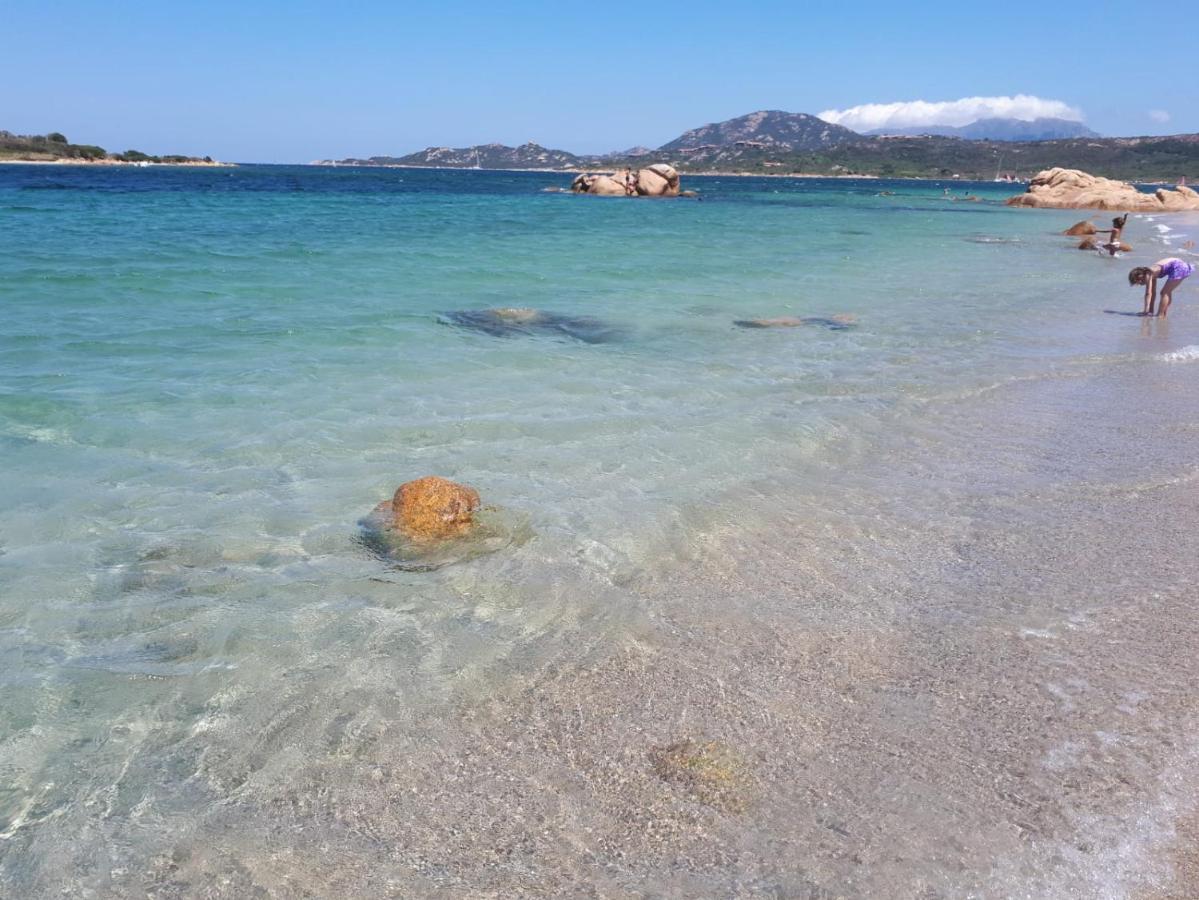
[[1064, 220, 1097, 236], [379, 476, 480, 542]]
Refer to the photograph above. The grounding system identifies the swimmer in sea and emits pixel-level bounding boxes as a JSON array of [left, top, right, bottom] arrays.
[[1129, 258, 1194, 317], [1095, 213, 1129, 256]]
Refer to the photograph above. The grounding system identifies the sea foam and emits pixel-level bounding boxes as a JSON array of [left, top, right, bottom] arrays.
[[1158, 345, 1199, 363]]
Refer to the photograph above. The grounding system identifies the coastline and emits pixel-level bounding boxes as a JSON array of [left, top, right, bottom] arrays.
[[0, 157, 234, 167], [308, 161, 884, 178]]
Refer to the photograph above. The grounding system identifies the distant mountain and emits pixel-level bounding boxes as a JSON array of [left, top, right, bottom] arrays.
[[659, 110, 860, 153], [321, 142, 581, 170], [314, 114, 1199, 182], [865, 117, 1100, 142], [601, 145, 653, 159]]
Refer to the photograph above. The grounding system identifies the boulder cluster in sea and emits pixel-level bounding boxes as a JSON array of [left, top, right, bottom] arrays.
[[1007, 168, 1199, 212], [571, 163, 682, 197]]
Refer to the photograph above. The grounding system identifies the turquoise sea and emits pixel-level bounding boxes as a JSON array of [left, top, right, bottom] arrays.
[[3, 164, 1199, 897]]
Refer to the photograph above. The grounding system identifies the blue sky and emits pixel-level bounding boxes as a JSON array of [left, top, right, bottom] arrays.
[[1, 0, 1190, 162]]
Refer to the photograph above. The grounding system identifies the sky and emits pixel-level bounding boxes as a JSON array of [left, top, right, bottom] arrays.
[[1, 0, 1192, 163]]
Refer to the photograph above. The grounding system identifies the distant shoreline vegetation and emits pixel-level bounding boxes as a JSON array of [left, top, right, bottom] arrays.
[[314, 111, 1199, 183], [0, 130, 228, 166]]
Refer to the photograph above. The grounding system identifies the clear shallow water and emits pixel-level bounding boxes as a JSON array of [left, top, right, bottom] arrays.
[[2, 164, 1199, 896]]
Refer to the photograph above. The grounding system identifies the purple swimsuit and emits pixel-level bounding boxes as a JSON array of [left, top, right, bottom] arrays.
[[1159, 258, 1194, 281]]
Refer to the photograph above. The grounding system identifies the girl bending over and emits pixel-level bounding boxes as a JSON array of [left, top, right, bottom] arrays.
[[1129, 258, 1193, 317]]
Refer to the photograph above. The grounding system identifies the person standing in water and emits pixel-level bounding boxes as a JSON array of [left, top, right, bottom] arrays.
[[1129, 258, 1194, 317], [1096, 214, 1129, 256]]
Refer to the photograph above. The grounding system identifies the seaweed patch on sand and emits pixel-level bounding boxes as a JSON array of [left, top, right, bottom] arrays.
[[649, 738, 754, 813]]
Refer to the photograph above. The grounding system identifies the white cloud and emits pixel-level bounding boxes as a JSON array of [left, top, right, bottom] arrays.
[[817, 95, 1084, 132], [1148, 109, 1171, 124]]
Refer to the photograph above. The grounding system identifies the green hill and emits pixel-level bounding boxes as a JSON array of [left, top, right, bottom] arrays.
[[0, 130, 218, 165], [670, 134, 1199, 181]]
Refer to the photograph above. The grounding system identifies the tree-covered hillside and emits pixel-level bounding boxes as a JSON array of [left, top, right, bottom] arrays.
[[0, 130, 217, 164]]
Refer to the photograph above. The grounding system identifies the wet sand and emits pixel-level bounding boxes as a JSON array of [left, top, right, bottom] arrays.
[[19, 339, 1197, 898]]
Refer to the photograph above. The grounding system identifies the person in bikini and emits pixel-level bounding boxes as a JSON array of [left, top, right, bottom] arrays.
[[1128, 258, 1194, 317], [1095, 213, 1129, 256]]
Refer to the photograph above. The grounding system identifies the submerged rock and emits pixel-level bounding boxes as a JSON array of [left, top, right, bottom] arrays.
[[649, 738, 752, 812], [1078, 238, 1132, 251], [489, 307, 539, 323], [440, 307, 621, 343], [359, 484, 529, 572], [372, 476, 480, 543], [966, 235, 1021, 244], [735, 314, 857, 330], [1008, 168, 1199, 211]]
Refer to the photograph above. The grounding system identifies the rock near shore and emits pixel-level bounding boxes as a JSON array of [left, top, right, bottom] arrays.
[[373, 476, 481, 542], [1007, 168, 1199, 212]]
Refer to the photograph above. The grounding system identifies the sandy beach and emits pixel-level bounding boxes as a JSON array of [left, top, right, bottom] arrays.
[[152, 353, 1199, 898], [0, 158, 233, 167]]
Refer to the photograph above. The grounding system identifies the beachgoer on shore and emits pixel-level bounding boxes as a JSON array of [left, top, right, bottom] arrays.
[[1129, 258, 1193, 317], [623, 168, 637, 196], [1095, 213, 1129, 256]]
